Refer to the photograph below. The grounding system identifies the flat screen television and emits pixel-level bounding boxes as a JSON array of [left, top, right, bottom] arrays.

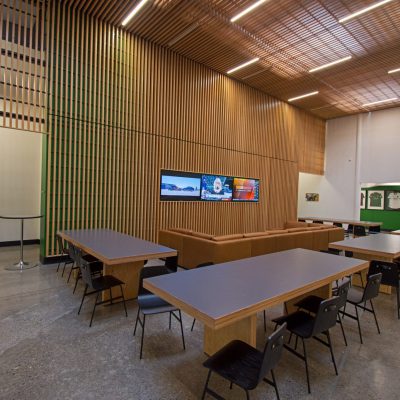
[[201, 174, 233, 201], [232, 177, 259, 202], [160, 170, 201, 201]]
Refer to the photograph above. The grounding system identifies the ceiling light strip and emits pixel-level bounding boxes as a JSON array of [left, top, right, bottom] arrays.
[[122, 0, 149, 26], [227, 58, 259, 74], [288, 91, 319, 102], [388, 68, 400, 74], [339, 0, 394, 23], [231, 0, 267, 23], [363, 97, 398, 106], [309, 56, 352, 73]]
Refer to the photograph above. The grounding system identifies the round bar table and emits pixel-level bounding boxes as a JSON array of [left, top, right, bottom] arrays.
[[0, 215, 43, 271]]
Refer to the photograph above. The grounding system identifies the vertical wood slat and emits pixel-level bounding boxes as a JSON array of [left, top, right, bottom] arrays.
[[43, 2, 325, 256]]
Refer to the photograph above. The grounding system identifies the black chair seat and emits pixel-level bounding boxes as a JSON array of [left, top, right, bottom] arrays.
[[272, 311, 314, 338], [82, 253, 99, 263], [346, 287, 364, 304], [91, 275, 124, 291], [138, 294, 177, 315], [295, 295, 322, 314], [203, 340, 263, 391]]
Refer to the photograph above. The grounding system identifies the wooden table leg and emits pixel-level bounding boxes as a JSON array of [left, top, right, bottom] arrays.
[[103, 260, 144, 301], [203, 314, 257, 356]]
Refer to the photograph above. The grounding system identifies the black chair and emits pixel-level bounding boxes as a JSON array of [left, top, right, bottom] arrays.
[[77, 249, 128, 327], [191, 262, 214, 331], [298, 219, 306, 222], [368, 261, 399, 319], [369, 225, 381, 234], [272, 296, 340, 394], [345, 224, 354, 237], [56, 233, 74, 275], [333, 222, 343, 228], [320, 248, 341, 256], [342, 273, 382, 344], [353, 225, 366, 237], [313, 220, 323, 224], [201, 323, 287, 400], [69, 244, 103, 293], [133, 265, 185, 359], [294, 279, 351, 346]]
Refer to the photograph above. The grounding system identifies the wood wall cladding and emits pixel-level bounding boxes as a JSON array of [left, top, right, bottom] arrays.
[[0, 0, 47, 132], [44, 1, 325, 257]]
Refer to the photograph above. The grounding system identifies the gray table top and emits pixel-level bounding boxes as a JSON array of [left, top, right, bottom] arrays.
[[330, 233, 400, 258], [144, 248, 368, 329], [299, 217, 382, 227], [59, 229, 177, 265]]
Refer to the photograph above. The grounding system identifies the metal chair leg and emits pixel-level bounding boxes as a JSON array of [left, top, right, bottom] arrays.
[[67, 264, 74, 283], [397, 287, 400, 319], [178, 310, 186, 350], [263, 310, 267, 332], [89, 292, 100, 327], [370, 299, 381, 334], [73, 273, 80, 294], [109, 288, 113, 304], [191, 318, 196, 331], [355, 305, 363, 344], [326, 331, 338, 375], [120, 285, 128, 317], [337, 312, 348, 346], [271, 369, 280, 400], [133, 308, 141, 336], [139, 314, 146, 359], [201, 370, 212, 400], [302, 338, 311, 394], [169, 312, 172, 330], [245, 389, 250, 400], [78, 285, 88, 314]]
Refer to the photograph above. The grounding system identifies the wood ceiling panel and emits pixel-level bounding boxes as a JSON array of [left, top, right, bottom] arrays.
[[61, 0, 400, 119]]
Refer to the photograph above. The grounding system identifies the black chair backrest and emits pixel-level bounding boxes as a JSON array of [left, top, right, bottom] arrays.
[[369, 226, 381, 233], [312, 296, 340, 335], [139, 266, 171, 296], [313, 220, 323, 224], [75, 247, 95, 289], [196, 262, 214, 269], [347, 224, 354, 232], [258, 323, 287, 382], [369, 261, 398, 287], [344, 250, 353, 258], [335, 278, 351, 309], [320, 249, 341, 256], [353, 226, 366, 237], [56, 234, 68, 254], [362, 273, 382, 302], [333, 222, 343, 228], [298, 219, 306, 222]]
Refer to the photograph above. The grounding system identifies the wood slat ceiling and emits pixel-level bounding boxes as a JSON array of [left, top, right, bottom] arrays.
[[63, 0, 400, 119]]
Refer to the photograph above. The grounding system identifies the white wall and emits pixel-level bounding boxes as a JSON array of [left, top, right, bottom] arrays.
[[0, 128, 43, 242], [298, 106, 400, 219]]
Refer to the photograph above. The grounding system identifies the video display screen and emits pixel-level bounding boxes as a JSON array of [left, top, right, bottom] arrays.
[[232, 178, 259, 202], [201, 175, 233, 201], [160, 170, 201, 201]]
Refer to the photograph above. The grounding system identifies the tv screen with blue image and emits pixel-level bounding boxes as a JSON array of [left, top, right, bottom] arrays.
[[201, 174, 233, 201], [160, 170, 201, 201]]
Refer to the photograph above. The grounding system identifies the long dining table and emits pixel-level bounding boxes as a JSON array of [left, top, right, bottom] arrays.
[[58, 229, 177, 299], [144, 248, 368, 355]]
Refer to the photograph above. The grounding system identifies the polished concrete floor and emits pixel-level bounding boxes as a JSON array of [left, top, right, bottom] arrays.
[[0, 245, 399, 400]]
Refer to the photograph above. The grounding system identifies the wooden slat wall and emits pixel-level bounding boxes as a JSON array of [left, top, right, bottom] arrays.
[[44, 2, 325, 256], [0, 0, 47, 132]]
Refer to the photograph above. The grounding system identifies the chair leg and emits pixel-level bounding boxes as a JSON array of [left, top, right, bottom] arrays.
[[109, 288, 113, 304], [229, 382, 233, 390], [326, 331, 338, 375], [355, 305, 363, 344], [178, 310, 186, 350], [302, 338, 311, 394], [191, 318, 196, 331], [295, 335, 299, 351], [139, 314, 146, 359], [62, 262, 67, 277], [271, 369, 280, 400], [397, 287, 400, 319], [263, 310, 267, 332], [120, 285, 128, 317], [201, 370, 212, 400], [337, 312, 348, 346], [57, 261, 61, 272], [67, 264, 74, 283], [133, 308, 141, 336], [370, 299, 381, 334], [169, 312, 172, 330], [78, 284, 88, 315], [73, 273, 80, 294], [89, 292, 100, 327], [245, 389, 250, 400]]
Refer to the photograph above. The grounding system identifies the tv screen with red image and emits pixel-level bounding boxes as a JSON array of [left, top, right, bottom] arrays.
[[232, 178, 259, 202]]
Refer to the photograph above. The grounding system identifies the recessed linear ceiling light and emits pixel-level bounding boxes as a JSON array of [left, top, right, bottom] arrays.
[[288, 91, 319, 102], [309, 56, 352, 73], [227, 58, 260, 74], [339, 0, 394, 23], [231, 0, 267, 23], [363, 97, 398, 107], [122, 0, 149, 26], [388, 67, 400, 74]]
